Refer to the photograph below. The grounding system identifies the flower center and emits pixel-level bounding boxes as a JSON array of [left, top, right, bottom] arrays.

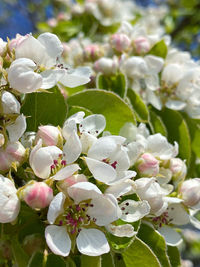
[[50, 154, 67, 174], [102, 158, 118, 169], [152, 211, 172, 228], [57, 201, 96, 235]]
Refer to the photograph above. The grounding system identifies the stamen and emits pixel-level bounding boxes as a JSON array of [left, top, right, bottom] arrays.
[[111, 161, 118, 169], [61, 160, 67, 166]]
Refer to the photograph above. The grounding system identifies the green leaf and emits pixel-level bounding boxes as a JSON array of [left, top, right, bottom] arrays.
[[148, 40, 168, 59], [102, 253, 115, 267], [67, 89, 136, 134], [127, 88, 149, 122], [11, 236, 29, 267], [97, 73, 127, 98], [107, 232, 134, 253], [149, 109, 167, 136], [159, 108, 191, 166], [21, 87, 67, 131], [46, 254, 67, 267], [122, 237, 161, 267], [182, 114, 200, 158], [28, 252, 44, 267], [81, 255, 101, 267], [167, 246, 181, 267], [138, 224, 171, 267]]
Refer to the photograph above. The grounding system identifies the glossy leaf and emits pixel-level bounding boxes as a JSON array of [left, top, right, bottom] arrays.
[[97, 73, 127, 98], [81, 255, 101, 267], [122, 237, 161, 267], [149, 109, 167, 137], [46, 254, 67, 267], [127, 88, 149, 122], [148, 40, 168, 59], [11, 236, 29, 267], [167, 246, 181, 267], [158, 108, 191, 166], [138, 224, 171, 267], [21, 87, 67, 131], [28, 252, 44, 267]]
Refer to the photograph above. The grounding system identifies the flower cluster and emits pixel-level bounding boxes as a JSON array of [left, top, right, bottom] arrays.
[[1, 0, 200, 265], [1, 109, 200, 257]]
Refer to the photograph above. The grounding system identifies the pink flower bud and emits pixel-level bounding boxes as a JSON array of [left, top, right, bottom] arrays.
[[9, 34, 29, 52], [84, 44, 103, 61], [47, 18, 57, 27], [137, 153, 159, 177], [134, 37, 150, 54], [23, 181, 53, 209], [110, 33, 131, 52], [58, 174, 87, 192], [0, 142, 26, 172], [36, 125, 62, 146], [94, 57, 118, 75], [170, 158, 186, 181], [180, 178, 200, 207]]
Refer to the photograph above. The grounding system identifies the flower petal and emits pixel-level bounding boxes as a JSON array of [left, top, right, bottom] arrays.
[[107, 224, 136, 238], [120, 200, 150, 222], [1, 91, 20, 114], [47, 192, 65, 224], [52, 164, 80, 181], [6, 114, 26, 142], [85, 157, 116, 184], [167, 203, 190, 225], [8, 58, 43, 93], [80, 114, 106, 136], [15, 35, 46, 66], [63, 130, 82, 164], [87, 194, 121, 226], [88, 136, 125, 160], [80, 132, 97, 154], [157, 226, 182, 246], [37, 32, 63, 67], [60, 67, 91, 87], [41, 69, 65, 89], [76, 228, 110, 256], [0, 175, 20, 223], [45, 225, 71, 257], [105, 179, 135, 198], [67, 182, 102, 204]]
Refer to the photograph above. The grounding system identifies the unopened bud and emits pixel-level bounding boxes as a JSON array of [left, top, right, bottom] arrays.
[[47, 18, 57, 27], [170, 158, 187, 182], [134, 37, 150, 54], [0, 142, 26, 172], [110, 33, 131, 52], [137, 153, 159, 177], [180, 178, 200, 207], [36, 125, 63, 147], [22, 181, 53, 209], [94, 57, 118, 75], [84, 44, 103, 61], [9, 34, 29, 52]]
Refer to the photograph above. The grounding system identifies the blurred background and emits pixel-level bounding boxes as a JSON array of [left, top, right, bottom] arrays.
[[1, 0, 200, 57], [0, 0, 200, 266]]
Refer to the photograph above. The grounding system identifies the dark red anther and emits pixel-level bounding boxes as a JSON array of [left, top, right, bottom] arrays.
[[111, 161, 117, 169]]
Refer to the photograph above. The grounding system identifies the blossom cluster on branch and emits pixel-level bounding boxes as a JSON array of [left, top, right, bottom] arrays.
[[0, 0, 200, 266]]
